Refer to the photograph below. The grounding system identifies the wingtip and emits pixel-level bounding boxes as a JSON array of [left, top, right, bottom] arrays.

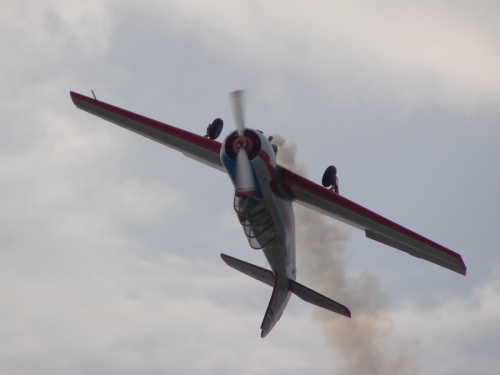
[[70, 91, 96, 108], [69, 91, 78, 106]]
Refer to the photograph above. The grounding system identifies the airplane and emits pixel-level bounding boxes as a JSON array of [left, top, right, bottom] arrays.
[[70, 90, 466, 338]]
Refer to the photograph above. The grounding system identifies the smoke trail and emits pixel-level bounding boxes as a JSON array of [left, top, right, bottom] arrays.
[[273, 134, 420, 375]]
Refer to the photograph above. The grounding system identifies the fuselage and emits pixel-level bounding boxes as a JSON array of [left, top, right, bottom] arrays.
[[220, 129, 296, 335]]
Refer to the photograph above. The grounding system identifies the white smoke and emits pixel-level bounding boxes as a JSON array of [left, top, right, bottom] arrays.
[[273, 134, 420, 375]]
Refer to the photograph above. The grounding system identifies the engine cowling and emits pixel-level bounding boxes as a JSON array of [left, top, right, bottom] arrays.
[[224, 129, 262, 162]]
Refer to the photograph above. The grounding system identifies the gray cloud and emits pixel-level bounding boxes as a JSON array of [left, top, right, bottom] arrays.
[[2, 1, 499, 374]]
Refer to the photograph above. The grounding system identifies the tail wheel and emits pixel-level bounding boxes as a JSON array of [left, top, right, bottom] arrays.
[[206, 118, 224, 140], [322, 165, 337, 187]]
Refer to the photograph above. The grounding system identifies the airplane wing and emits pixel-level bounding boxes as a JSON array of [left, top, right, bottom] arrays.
[[70, 91, 224, 171], [277, 166, 467, 275]]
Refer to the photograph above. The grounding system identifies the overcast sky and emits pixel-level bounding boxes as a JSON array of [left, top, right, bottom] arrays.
[[2, 1, 499, 374]]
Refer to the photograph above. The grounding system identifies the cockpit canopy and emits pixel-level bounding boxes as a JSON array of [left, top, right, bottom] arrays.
[[234, 194, 278, 249]]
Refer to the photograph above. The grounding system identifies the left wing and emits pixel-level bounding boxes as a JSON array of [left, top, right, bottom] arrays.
[[276, 166, 467, 275], [70, 91, 224, 171]]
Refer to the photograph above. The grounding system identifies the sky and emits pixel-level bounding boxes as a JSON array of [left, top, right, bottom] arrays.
[[1, 1, 500, 374]]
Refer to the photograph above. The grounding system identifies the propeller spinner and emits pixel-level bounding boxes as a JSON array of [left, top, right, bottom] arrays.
[[230, 90, 255, 195]]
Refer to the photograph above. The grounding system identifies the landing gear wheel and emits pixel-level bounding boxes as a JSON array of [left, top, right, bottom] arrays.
[[322, 165, 337, 187], [206, 118, 224, 140]]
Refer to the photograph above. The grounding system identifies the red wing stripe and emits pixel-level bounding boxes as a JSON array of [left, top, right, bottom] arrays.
[[70, 91, 224, 171], [279, 166, 466, 275]]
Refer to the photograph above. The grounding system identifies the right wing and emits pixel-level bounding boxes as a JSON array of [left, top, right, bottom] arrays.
[[277, 166, 466, 275], [70, 91, 224, 171]]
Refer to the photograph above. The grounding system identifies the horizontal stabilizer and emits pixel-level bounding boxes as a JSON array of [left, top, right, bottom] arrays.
[[220, 254, 274, 287], [290, 280, 351, 318], [220, 253, 350, 318]]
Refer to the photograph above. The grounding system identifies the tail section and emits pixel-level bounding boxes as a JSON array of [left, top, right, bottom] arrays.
[[220, 254, 291, 337], [220, 254, 351, 337]]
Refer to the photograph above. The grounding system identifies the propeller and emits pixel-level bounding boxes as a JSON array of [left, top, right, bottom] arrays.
[[230, 90, 255, 195]]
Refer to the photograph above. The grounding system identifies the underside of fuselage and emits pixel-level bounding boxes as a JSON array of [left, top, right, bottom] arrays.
[[233, 193, 295, 337], [221, 128, 297, 336]]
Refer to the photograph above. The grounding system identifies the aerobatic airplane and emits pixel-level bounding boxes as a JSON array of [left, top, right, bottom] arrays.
[[71, 90, 466, 338]]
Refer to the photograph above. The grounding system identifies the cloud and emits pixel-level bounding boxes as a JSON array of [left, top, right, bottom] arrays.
[[2, 1, 499, 374], [144, 1, 500, 113], [2, 0, 112, 67], [391, 269, 500, 375]]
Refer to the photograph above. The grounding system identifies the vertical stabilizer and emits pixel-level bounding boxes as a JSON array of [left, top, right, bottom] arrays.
[[260, 276, 292, 338]]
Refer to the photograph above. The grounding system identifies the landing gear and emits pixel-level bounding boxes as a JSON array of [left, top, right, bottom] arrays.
[[322, 165, 339, 194], [205, 118, 224, 140], [267, 136, 278, 155]]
